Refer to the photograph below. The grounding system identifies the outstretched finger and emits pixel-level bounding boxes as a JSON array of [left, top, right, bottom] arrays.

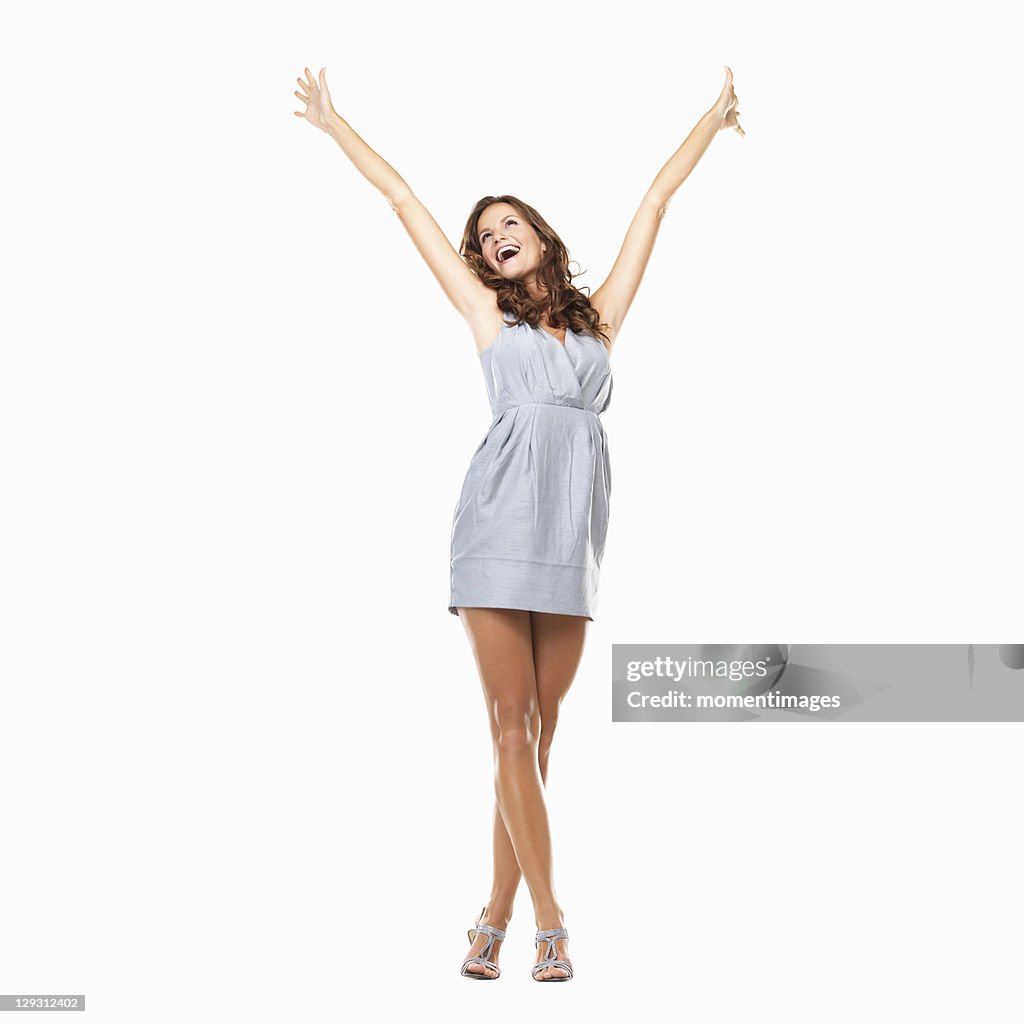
[[304, 67, 316, 87]]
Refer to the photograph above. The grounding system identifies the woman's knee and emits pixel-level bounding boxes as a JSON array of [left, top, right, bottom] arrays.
[[491, 705, 541, 754]]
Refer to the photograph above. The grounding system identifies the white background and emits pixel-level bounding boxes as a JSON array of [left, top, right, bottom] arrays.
[[2, 0, 1022, 1020]]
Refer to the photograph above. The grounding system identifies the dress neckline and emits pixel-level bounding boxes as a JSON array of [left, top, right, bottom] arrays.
[[537, 324, 570, 349], [501, 311, 569, 349], [481, 318, 610, 363]]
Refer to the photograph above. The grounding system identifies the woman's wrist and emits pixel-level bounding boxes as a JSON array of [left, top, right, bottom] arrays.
[[705, 103, 727, 132], [322, 109, 347, 137]]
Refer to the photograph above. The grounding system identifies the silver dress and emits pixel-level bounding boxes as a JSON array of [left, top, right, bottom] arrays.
[[449, 310, 613, 619]]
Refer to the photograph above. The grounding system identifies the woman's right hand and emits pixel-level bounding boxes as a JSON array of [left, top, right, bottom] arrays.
[[293, 66, 337, 133], [712, 66, 744, 137]]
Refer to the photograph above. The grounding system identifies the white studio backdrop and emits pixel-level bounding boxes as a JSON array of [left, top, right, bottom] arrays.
[[1, 1, 1022, 1022]]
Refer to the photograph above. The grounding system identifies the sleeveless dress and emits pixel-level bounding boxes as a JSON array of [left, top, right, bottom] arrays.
[[449, 309, 613, 620]]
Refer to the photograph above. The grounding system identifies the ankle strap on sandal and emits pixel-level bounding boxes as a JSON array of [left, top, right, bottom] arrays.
[[535, 926, 569, 960], [471, 924, 506, 963]]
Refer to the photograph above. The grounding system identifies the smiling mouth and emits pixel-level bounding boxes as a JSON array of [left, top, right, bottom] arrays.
[[496, 244, 521, 265]]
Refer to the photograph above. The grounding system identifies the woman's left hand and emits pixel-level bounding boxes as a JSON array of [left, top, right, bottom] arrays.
[[712, 66, 744, 136]]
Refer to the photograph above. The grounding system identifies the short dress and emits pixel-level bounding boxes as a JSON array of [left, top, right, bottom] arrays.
[[448, 309, 613, 619]]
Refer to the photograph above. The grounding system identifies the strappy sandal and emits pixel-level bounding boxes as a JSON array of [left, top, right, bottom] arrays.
[[532, 926, 573, 982], [460, 906, 507, 980]]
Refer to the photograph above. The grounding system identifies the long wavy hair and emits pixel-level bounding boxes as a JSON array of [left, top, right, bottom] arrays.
[[459, 195, 611, 347]]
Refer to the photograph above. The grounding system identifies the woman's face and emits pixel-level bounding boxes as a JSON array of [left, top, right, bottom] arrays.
[[477, 203, 546, 280]]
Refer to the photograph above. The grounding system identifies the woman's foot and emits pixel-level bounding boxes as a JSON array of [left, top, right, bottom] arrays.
[[462, 905, 512, 979], [534, 920, 572, 980]]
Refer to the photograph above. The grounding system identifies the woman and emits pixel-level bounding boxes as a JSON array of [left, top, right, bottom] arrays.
[[293, 66, 743, 981]]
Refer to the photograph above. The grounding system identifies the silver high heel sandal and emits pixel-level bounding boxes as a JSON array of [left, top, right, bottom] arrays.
[[533, 926, 573, 982], [460, 906, 506, 980]]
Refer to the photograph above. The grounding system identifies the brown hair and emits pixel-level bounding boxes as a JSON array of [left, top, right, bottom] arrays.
[[459, 194, 611, 348]]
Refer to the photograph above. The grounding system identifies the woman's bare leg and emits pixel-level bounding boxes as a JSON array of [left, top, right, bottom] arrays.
[[458, 606, 586, 978], [457, 607, 534, 976], [524, 609, 586, 978]]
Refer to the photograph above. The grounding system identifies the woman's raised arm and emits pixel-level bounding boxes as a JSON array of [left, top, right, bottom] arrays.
[[294, 67, 493, 323], [590, 67, 744, 345]]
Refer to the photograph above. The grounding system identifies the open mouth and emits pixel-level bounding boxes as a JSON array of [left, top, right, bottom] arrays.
[[496, 244, 521, 265]]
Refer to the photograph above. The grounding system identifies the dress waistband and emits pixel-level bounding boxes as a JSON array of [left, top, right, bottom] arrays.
[[493, 402, 600, 418]]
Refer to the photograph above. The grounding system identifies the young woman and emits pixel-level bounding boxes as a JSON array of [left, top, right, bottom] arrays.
[[293, 66, 743, 981]]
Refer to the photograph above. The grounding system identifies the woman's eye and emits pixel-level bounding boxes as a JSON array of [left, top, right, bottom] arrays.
[[482, 219, 518, 244]]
